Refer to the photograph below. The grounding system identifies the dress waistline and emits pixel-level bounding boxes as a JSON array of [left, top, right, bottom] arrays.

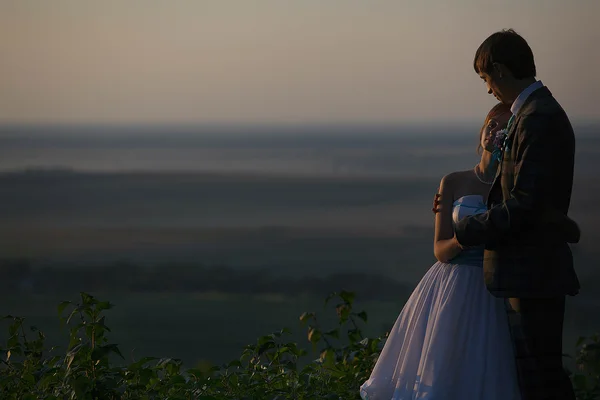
[[449, 248, 484, 267]]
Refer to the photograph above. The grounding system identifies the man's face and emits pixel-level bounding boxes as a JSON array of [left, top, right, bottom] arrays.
[[479, 69, 510, 105]]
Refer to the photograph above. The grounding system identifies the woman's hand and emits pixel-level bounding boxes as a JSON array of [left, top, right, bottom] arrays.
[[432, 193, 441, 214]]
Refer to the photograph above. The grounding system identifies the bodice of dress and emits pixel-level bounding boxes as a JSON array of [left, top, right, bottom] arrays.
[[450, 195, 487, 266]]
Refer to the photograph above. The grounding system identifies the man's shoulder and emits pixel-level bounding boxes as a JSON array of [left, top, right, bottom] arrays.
[[520, 87, 566, 119], [517, 86, 573, 134], [517, 102, 575, 143]]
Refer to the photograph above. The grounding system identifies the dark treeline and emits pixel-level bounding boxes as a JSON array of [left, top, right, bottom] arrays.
[[0, 258, 412, 302]]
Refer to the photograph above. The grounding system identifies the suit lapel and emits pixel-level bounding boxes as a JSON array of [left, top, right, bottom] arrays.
[[487, 86, 552, 207], [504, 114, 518, 145], [489, 114, 516, 201]]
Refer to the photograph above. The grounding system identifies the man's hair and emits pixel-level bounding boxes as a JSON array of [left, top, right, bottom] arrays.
[[473, 29, 536, 79]]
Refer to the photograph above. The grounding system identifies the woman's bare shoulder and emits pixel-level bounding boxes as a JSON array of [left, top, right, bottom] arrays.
[[440, 169, 473, 187]]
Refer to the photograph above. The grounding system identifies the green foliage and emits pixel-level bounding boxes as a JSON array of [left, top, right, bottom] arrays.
[[569, 334, 600, 400], [1, 291, 598, 399]]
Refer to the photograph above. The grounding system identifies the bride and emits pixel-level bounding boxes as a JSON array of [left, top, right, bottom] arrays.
[[359, 103, 579, 400]]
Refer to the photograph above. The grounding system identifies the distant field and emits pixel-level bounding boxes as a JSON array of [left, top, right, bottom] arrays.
[[1, 129, 599, 372], [1, 171, 598, 281], [0, 171, 440, 281]]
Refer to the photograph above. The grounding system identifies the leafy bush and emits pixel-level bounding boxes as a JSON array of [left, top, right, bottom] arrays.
[[570, 334, 600, 399], [1, 292, 598, 399]]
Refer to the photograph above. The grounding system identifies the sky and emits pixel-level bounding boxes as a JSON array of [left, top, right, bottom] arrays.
[[1, 0, 599, 126]]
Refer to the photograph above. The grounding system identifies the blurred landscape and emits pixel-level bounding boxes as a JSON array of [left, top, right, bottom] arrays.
[[1, 123, 599, 368]]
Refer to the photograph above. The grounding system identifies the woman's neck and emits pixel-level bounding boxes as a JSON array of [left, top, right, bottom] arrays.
[[477, 152, 498, 182]]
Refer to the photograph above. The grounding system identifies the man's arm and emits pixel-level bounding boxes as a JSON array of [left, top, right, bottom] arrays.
[[455, 115, 557, 246], [541, 207, 580, 243]]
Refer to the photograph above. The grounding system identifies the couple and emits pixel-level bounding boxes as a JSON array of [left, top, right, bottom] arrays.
[[360, 29, 580, 400]]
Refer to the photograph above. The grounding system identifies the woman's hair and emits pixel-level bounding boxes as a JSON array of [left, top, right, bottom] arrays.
[[473, 29, 536, 80], [477, 102, 512, 154]]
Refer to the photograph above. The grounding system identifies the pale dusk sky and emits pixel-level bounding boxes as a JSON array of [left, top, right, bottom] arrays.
[[1, 0, 599, 126]]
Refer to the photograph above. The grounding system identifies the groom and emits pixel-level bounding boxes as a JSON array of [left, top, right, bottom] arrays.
[[454, 29, 579, 400]]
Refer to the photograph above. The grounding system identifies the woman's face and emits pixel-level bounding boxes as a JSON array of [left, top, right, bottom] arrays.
[[481, 112, 510, 152]]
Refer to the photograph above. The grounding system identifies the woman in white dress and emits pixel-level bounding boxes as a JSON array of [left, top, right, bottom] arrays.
[[359, 103, 579, 400]]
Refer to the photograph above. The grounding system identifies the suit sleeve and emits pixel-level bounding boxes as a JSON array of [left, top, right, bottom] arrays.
[[455, 115, 556, 246]]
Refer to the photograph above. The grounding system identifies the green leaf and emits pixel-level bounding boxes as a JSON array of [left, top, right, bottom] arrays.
[[138, 368, 156, 385], [57, 301, 72, 316], [286, 343, 307, 357], [7, 335, 20, 349], [308, 327, 321, 344], [324, 329, 340, 339], [170, 374, 187, 385], [258, 341, 276, 355], [299, 312, 314, 324], [258, 335, 275, 347], [339, 290, 355, 305], [8, 320, 20, 337], [90, 343, 123, 361], [66, 343, 83, 356], [336, 304, 350, 323], [356, 311, 368, 322], [573, 373, 588, 390], [65, 353, 75, 370], [320, 349, 336, 368], [348, 328, 362, 344], [279, 327, 291, 335], [166, 362, 181, 376], [186, 368, 206, 378], [157, 357, 181, 368], [85, 325, 94, 339], [369, 338, 381, 352], [324, 292, 338, 305], [96, 301, 114, 312], [23, 373, 35, 385], [71, 375, 91, 398], [130, 356, 159, 370], [80, 292, 96, 305], [66, 308, 79, 325]]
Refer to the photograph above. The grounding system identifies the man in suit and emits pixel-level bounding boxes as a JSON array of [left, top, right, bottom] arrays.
[[454, 29, 579, 400]]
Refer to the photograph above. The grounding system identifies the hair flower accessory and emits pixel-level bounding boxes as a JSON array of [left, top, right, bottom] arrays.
[[491, 128, 508, 162]]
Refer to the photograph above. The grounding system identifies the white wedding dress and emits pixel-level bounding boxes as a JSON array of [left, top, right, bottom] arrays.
[[360, 195, 520, 400]]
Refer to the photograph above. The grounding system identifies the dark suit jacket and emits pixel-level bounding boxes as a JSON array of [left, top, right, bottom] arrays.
[[455, 86, 580, 298]]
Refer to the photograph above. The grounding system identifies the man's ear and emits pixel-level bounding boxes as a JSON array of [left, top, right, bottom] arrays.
[[492, 62, 511, 80], [491, 62, 503, 79]]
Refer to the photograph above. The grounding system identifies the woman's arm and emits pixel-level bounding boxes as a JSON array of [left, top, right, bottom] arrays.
[[433, 173, 463, 263]]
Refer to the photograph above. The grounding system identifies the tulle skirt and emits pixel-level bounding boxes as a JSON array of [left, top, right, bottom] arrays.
[[360, 261, 521, 400]]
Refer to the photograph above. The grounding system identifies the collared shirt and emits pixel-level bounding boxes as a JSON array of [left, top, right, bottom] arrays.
[[510, 80, 543, 116]]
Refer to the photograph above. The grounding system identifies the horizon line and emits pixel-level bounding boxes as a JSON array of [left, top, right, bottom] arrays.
[[0, 119, 599, 129]]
